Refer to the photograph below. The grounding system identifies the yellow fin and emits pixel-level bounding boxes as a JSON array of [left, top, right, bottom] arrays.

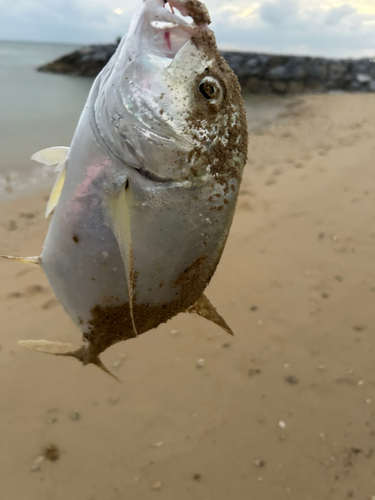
[[19, 340, 80, 354], [187, 294, 234, 336], [31, 147, 68, 217], [0, 255, 40, 266], [45, 166, 66, 217], [108, 183, 138, 338], [18, 340, 121, 382], [31, 147, 69, 167]]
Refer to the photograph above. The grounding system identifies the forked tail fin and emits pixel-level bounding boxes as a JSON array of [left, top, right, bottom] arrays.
[[18, 340, 121, 382]]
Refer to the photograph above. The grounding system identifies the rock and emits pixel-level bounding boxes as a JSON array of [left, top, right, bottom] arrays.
[[267, 55, 289, 68], [254, 459, 266, 468], [152, 481, 163, 491], [259, 80, 272, 93], [30, 456, 45, 472], [267, 65, 288, 80], [69, 411, 81, 421], [288, 81, 305, 93], [244, 57, 264, 76], [285, 57, 310, 80], [245, 77, 261, 93], [285, 375, 299, 385], [196, 358, 206, 369], [348, 81, 365, 91], [37, 44, 375, 95], [327, 61, 349, 88], [356, 73, 371, 83], [43, 444, 60, 462], [306, 59, 328, 82], [38, 43, 119, 77], [271, 81, 289, 94]]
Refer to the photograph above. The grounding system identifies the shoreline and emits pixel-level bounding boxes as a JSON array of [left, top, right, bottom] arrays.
[[0, 93, 294, 201]]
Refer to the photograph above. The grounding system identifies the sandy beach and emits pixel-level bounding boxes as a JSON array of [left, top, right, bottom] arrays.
[[1, 93, 375, 499]]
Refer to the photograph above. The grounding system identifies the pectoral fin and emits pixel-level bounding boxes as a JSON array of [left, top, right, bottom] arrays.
[[108, 183, 138, 338], [19, 340, 121, 382], [0, 255, 40, 266], [31, 147, 69, 166], [31, 147, 69, 218], [45, 165, 66, 217], [187, 294, 234, 336]]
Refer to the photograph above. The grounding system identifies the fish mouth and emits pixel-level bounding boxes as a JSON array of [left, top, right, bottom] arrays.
[[140, 0, 210, 59], [165, 0, 211, 26]]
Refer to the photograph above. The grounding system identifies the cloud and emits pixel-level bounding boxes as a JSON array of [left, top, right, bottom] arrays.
[[0, 0, 375, 58], [211, 0, 375, 57], [258, 0, 299, 26], [325, 4, 357, 26]]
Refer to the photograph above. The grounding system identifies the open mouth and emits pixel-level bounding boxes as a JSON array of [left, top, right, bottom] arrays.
[[148, 0, 210, 58]]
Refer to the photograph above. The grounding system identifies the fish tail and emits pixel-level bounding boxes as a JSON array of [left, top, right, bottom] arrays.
[[18, 340, 121, 382]]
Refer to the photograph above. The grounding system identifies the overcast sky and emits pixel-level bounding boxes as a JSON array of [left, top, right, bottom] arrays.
[[1, 0, 375, 58]]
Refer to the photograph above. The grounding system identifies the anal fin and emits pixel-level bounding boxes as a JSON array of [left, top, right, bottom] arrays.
[[19, 340, 121, 382], [187, 294, 234, 336], [0, 255, 40, 266]]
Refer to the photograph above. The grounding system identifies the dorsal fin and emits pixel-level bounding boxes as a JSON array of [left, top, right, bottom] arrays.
[[108, 182, 138, 338], [187, 294, 234, 336]]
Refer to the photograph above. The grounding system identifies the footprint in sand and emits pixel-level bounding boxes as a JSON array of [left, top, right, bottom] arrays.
[[338, 135, 359, 147], [239, 201, 256, 212], [273, 168, 283, 176], [6, 284, 46, 300], [18, 212, 37, 220], [7, 292, 24, 299], [5, 220, 18, 231], [42, 298, 59, 310], [26, 285, 46, 295]]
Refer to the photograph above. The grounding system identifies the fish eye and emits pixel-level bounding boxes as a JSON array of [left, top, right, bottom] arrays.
[[198, 77, 223, 105]]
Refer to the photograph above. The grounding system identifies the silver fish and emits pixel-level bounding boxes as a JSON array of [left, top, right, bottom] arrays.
[[2, 0, 248, 378]]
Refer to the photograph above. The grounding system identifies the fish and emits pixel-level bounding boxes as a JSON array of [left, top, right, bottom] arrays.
[[2, 0, 248, 378]]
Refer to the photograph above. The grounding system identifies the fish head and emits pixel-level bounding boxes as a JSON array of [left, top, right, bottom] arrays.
[[95, 0, 248, 187]]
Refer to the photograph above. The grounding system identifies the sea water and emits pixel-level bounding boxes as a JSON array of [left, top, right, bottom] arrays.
[[0, 41, 93, 198]]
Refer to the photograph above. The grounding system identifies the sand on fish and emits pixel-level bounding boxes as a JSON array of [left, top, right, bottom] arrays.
[[1, 93, 375, 498]]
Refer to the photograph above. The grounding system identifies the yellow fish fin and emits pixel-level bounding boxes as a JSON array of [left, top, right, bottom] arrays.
[[45, 165, 66, 218], [187, 294, 234, 336], [0, 255, 40, 266], [31, 146, 69, 166], [18, 340, 121, 382], [18, 340, 81, 354], [108, 183, 138, 338]]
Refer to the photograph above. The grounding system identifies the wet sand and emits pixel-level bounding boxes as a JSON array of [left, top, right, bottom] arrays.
[[1, 93, 375, 499]]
